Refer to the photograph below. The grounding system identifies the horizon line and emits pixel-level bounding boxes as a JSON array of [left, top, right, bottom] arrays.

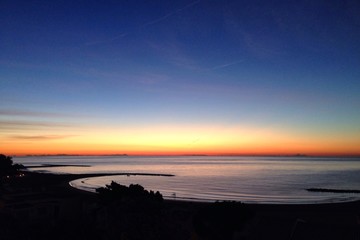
[[10, 153, 360, 158]]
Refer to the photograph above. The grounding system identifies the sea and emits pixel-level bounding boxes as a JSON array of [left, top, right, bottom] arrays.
[[14, 156, 360, 204]]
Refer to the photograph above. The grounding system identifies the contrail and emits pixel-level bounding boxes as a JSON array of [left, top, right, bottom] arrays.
[[143, 0, 201, 27], [212, 60, 244, 70], [85, 33, 128, 46], [85, 1, 201, 46]]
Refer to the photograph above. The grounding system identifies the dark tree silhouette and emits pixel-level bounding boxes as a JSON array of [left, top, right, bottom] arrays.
[[96, 181, 163, 203], [0, 154, 25, 177], [96, 181, 164, 216]]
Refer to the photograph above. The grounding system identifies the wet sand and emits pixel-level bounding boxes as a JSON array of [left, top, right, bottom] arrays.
[[1, 171, 359, 240]]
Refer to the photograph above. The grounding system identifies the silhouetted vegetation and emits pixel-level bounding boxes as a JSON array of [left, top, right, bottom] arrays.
[[96, 181, 163, 203], [193, 201, 254, 240], [95, 181, 166, 237], [0, 154, 25, 178]]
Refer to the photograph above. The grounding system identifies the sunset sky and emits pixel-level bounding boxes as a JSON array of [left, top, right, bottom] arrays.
[[1, 0, 360, 156]]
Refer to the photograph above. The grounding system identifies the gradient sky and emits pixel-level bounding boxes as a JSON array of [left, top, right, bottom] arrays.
[[1, 0, 360, 156]]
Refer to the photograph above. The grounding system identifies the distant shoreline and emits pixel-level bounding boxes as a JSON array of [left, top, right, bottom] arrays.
[[26, 164, 92, 168], [13, 154, 360, 158], [22, 170, 175, 177], [307, 188, 360, 194]]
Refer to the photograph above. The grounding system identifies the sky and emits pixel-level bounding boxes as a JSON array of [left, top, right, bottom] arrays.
[[1, 0, 360, 156]]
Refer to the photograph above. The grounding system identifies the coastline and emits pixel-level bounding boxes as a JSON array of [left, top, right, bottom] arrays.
[[1, 171, 359, 240], [6, 170, 360, 206]]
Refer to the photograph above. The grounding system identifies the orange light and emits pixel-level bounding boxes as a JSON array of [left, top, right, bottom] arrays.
[[1, 124, 359, 156]]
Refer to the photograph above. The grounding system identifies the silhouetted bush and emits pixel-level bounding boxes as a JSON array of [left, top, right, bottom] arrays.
[[96, 181, 163, 203], [0, 154, 25, 177]]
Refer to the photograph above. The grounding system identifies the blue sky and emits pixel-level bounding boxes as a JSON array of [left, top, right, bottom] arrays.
[[1, 0, 360, 155]]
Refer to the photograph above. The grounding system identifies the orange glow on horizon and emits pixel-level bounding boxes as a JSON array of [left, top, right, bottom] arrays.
[[3, 138, 360, 157], [1, 124, 360, 157]]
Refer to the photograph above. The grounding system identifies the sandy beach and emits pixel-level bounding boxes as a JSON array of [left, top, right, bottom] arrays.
[[1, 171, 359, 240]]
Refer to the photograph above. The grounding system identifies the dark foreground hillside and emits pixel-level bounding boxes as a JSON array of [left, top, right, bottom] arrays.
[[0, 172, 359, 240]]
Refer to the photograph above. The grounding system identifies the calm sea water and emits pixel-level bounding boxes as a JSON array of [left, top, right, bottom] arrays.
[[14, 156, 360, 204]]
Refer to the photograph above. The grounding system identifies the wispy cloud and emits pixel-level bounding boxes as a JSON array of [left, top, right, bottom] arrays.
[[0, 109, 67, 117], [148, 41, 204, 71], [212, 60, 244, 70], [143, 0, 201, 28], [84, 0, 201, 46], [142, 13, 174, 28], [7, 134, 76, 141], [0, 59, 68, 72], [0, 120, 74, 131], [84, 33, 129, 46], [223, 7, 284, 59], [0, 109, 81, 118], [0, 59, 45, 69], [136, 73, 170, 85]]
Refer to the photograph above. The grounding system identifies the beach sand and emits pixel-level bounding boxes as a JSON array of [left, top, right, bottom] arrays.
[[0, 171, 359, 240]]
